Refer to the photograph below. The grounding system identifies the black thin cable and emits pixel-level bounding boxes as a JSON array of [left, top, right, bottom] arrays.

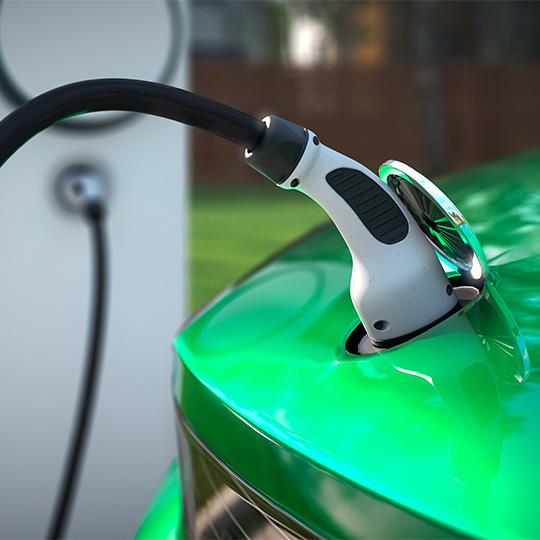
[[0, 79, 266, 168], [46, 203, 108, 540]]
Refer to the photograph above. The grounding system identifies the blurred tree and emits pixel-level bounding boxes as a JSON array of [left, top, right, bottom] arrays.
[[414, 1, 447, 176], [473, 1, 540, 64], [191, 0, 285, 62]]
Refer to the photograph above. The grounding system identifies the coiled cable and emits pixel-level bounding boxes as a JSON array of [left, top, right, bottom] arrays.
[[0, 0, 187, 131]]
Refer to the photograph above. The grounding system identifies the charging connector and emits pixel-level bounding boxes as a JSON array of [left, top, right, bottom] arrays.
[[0, 78, 461, 349]]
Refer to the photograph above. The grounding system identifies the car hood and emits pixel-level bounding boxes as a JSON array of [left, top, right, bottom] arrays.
[[174, 149, 540, 539]]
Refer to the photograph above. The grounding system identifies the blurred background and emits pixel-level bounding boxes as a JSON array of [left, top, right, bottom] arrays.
[[0, 1, 539, 538], [192, 0, 540, 179], [188, 0, 540, 308]]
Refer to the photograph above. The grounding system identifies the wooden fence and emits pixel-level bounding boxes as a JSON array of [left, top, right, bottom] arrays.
[[191, 61, 540, 182]]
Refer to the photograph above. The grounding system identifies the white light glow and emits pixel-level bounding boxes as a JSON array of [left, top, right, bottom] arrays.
[[395, 367, 434, 385], [289, 17, 327, 67], [471, 254, 483, 280]]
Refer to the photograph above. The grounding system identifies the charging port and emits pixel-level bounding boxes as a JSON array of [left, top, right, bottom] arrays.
[[345, 281, 483, 356]]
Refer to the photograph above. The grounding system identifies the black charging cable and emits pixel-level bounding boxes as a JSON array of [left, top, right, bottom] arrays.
[[47, 169, 109, 540], [0, 78, 265, 168]]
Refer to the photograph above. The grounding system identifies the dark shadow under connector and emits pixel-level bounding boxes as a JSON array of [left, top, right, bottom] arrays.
[[345, 278, 484, 356]]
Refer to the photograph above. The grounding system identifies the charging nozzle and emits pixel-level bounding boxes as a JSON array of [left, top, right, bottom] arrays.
[[246, 116, 458, 349]]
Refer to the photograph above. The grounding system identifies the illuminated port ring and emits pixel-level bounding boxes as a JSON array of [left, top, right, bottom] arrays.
[[379, 159, 487, 282]]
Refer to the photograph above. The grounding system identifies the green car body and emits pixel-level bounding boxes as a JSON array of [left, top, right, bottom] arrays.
[[137, 149, 540, 539]]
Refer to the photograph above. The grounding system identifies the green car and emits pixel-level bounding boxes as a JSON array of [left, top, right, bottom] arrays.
[[137, 149, 540, 539], [1, 77, 536, 540]]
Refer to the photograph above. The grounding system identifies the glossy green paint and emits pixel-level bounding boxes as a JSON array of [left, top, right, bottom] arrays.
[[135, 461, 185, 540], [145, 149, 540, 538]]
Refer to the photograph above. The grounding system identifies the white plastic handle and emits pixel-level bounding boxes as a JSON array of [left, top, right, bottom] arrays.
[[279, 131, 458, 346]]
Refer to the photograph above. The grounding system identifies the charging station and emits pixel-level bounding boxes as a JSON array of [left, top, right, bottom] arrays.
[[0, 1, 189, 538]]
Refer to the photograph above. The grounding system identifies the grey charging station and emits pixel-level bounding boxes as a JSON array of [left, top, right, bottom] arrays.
[[0, 1, 189, 538]]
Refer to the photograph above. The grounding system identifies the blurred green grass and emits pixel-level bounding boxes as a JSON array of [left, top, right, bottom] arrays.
[[189, 182, 329, 311]]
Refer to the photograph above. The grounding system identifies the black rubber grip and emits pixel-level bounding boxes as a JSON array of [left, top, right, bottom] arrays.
[[326, 168, 408, 244]]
